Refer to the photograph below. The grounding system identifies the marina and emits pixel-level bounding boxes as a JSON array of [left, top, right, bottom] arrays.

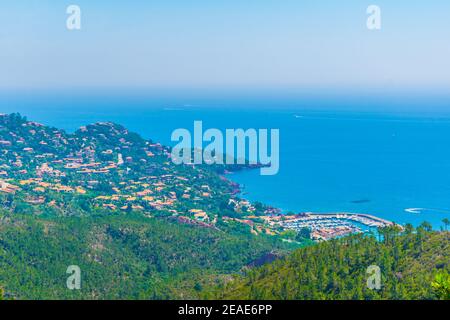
[[278, 212, 398, 241]]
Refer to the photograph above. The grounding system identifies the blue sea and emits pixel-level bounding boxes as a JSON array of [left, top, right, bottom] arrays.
[[1, 92, 450, 229]]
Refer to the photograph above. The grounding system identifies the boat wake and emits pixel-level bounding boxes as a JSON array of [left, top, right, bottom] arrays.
[[405, 208, 423, 214], [405, 208, 450, 215]]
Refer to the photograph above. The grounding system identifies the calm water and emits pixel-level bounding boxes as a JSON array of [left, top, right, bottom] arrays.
[[2, 93, 450, 229]]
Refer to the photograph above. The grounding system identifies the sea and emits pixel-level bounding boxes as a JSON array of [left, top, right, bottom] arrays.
[[1, 91, 450, 229]]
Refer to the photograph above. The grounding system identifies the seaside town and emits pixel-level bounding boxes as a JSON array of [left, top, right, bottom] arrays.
[[0, 113, 396, 241]]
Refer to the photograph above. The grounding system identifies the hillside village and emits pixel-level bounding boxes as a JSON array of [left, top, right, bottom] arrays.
[[0, 113, 287, 237], [0, 113, 398, 242]]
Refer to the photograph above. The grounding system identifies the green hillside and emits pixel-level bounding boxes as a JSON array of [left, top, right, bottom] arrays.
[[206, 225, 450, 300], [0, 211, 296, 299]]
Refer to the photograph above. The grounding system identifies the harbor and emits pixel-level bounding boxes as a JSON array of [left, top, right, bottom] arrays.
[[278, 212, 399, 241]]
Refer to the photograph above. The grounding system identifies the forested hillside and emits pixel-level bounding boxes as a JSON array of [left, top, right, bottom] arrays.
[[0, 211, 296, 299], [206, 225, 450, 300], [0, 113, 306, 299]]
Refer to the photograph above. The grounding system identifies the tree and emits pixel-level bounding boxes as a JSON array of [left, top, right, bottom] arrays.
[[404, 223, 414, 235], [280, 229, 297, 240], [432, 272, 450, 300], [419, 221, 433, 232], [296, 227, 311, 241], [442, 218, 450, 232]]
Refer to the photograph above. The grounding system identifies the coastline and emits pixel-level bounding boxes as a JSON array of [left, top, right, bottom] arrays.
[[223, 170, 399, 241], [3, 107, 448, 233]]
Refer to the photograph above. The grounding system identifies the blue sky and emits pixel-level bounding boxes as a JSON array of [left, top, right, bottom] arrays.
[[1, 0, 449, 95]]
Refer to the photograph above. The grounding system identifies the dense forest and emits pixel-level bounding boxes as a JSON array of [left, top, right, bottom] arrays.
[[205, 225, 450, 300], [0, 210, 296, 299]]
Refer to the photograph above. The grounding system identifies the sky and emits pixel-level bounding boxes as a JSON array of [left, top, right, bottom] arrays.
[[0, 0, 450, 95]]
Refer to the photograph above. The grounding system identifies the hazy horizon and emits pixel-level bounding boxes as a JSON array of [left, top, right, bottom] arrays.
[[1, 0, 449, 97], [1, 89, 450, 117]]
